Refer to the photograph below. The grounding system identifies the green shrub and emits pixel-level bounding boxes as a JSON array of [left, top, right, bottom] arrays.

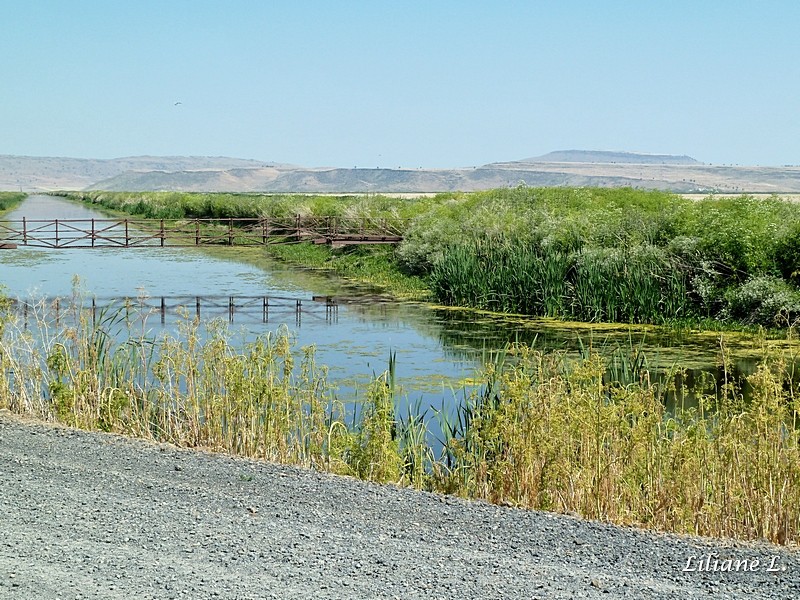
[[724, 275, 800, 326], [59, 189, 800, 328], [773, 223, 800, 283]]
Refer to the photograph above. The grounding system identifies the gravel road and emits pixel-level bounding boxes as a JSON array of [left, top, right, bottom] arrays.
[[1, 410, 798, 599]]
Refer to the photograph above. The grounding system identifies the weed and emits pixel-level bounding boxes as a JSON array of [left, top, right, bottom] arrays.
[[1, 298, 799, 543]]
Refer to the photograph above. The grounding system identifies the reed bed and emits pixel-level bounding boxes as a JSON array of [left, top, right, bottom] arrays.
[[0, 191, 26, 213], [57, 190, 425, 224], [1, 300, 799, 544], [58, 188, 800, 328], [430, 241, 690, 323], [418, 188, 800, 328]]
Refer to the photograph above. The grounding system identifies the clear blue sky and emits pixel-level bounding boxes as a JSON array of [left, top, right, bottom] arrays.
[[3, 1, 799, 167]]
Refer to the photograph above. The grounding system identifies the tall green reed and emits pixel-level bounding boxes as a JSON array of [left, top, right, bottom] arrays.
[[430, 241, 689, 323], [0, 192, 26, 213]]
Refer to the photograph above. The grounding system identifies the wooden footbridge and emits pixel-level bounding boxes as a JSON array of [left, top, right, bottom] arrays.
[[8, 294, 346, 326], [0, 216, 404, 249]]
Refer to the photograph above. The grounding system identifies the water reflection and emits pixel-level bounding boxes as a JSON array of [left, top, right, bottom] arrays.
[[426, 305, 785, 407], [8, 294, 340, 328], [0, 196, 477, 410], [2, 195, 795, 411]]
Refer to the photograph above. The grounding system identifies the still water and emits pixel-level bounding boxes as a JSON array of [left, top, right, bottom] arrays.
[[0, 195, 781, 409], [0, 196, 488, 410]]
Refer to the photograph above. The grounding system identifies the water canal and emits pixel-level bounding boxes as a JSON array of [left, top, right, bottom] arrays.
[[0, 195, 788, 411]]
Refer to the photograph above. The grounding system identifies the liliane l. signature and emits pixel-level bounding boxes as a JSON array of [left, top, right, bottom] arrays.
[[683, 553, 787, 573]]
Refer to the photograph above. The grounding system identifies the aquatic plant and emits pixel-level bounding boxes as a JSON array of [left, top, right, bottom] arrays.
[[2, 299, 800, 544], [429, 241, 689, 323], [413, 189, 800, 327], [0, 192, 26, 213], [56, 188, 800, 327]]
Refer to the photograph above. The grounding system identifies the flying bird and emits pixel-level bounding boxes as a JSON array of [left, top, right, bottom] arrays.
[[174, 101, 182, 106]]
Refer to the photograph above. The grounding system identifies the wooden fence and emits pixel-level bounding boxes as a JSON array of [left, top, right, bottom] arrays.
[[0, 216, 405, 249]]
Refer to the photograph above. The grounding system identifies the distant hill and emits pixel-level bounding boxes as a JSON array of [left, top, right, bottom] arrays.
[[523, 150, 702, 165], [0, 155, 280, 192], [2, 152, 799, 194], [88, 166, 568, 194]]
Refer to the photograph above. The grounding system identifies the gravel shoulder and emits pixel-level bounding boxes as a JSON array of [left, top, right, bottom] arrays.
[[1, 410, 798, 600]]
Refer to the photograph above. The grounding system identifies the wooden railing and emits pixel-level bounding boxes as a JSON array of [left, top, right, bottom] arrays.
[[0, 216, 405, 249]]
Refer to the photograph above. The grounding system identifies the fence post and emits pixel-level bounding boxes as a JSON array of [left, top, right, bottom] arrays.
[[22, 217, 27, 245], [160, 219, 165, 247], [228, 218, 233, 246], [91, 218, 95, 247], [195, 220, 200, 246], [125, 219, 129, 247], [54, 219, 59, 248]]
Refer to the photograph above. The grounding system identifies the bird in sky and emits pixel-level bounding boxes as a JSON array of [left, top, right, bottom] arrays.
[[174, 101, 182, 106]]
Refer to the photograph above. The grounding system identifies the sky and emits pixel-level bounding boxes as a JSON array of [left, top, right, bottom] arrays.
[[2, 1, 799, 168]]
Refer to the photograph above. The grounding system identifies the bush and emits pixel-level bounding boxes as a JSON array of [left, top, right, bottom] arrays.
[[773, 223, 800, 283], [724, 275, 800, 326], [674, 195, 790, 280], [59, 189, 800, 328]]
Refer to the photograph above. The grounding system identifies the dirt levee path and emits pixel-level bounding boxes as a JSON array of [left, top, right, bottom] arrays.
[[1, 411, 798, 599]]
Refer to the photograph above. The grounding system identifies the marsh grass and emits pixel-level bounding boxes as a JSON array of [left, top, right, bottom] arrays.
[[57, 190, 425, 223], [59, 188, 800, 328], [436, 342, 800, 542], [2, 298, 800, 543], [0, 192, 26, 214], [266, 243, 429, 300], [429, 241, 690, 323], [419, 189, 800, 328]]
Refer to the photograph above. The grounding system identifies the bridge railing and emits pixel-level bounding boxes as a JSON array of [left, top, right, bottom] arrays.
[[0, 216, 408, 248]]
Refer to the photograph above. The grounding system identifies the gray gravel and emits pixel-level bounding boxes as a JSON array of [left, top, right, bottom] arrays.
[[0, 410, 798, 600]]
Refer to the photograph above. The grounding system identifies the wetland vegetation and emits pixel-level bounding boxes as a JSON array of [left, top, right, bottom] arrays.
[[0, 191, 26, 214], [5, 188, 800, 545], [1, 298, 798, 544], [62, 187, 800, 329]]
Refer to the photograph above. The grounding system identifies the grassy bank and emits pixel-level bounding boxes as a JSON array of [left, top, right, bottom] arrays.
[[1, 300, 799, 544], [57, 190, 433, 221], [0, 192, 26, 214], [264, 243, 429, 300], [0, 193, 27, 301], [58, 189, 800, 329]]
